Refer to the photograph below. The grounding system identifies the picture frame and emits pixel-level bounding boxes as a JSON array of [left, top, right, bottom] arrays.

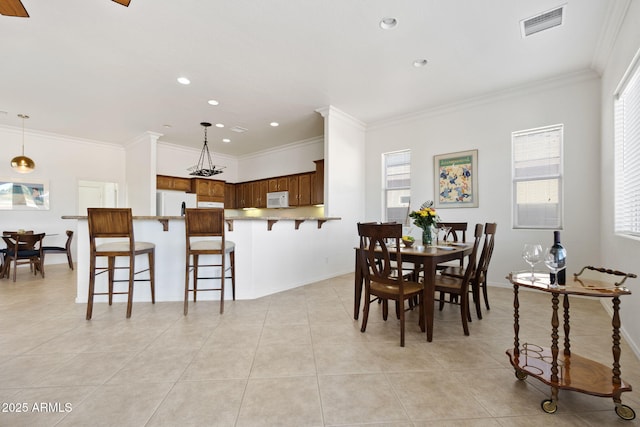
[[434, 149, 478, 208], [0, 178, 50, 210]]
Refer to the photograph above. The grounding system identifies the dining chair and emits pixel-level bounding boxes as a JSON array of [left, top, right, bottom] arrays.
[[433, 223, 483, 335], [440, 222, 497, 318], [42, 230, 74, 270], [86, 208, 155, 320], [358, 222, 424, 347], [436, 222, 468, 270], [184, 208, 236, 315], [1, 232, 45, 282]]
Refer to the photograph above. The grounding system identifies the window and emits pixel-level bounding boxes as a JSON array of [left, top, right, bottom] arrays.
[[512, 124, 563, 229], [615, 54, 640, 237], [383, 150, 411, 224]]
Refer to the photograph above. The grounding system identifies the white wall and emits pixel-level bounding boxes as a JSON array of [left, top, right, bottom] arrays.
[[236, 136, 324, 182], [600, 0, 640, 356], [125, 132, 160, 215], [365, 71, 602, 302], [0, 125, 126, 262], [156, 141, 239, 183]]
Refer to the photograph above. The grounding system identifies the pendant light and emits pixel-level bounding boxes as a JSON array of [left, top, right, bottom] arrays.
[[11, 114, 36, 173], [187, 122, 225, 176]]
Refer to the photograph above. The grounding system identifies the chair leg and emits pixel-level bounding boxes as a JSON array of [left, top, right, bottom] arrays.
[[87, 255, 96, 320], [219, 253, 226, 314], [360, 289, 370, 333], [148, 251, 155, 304], [461, 296, 470, 336], [184, 254, 191, 316], [482, 280, 490, 310], [230, 250, 236, 300], [193, 255, 198, 303], [399, 298, 405, 347], [108, 257, 115, 306], [382, 299, 389, 320], [126, 255, 135, 318], [66, 249, 74, 270]]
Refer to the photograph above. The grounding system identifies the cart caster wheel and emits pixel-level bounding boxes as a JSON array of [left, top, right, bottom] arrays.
[[541, 399, 557, 414], [615, 404, 636, 420], [515, 370, 527, 380]]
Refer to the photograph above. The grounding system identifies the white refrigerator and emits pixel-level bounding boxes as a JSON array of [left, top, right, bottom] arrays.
[[156, 191, 197, 216]]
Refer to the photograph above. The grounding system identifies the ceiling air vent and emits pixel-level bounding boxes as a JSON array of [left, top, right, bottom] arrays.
[[520, 5, 565, 38], [230, 126, 248, 133]]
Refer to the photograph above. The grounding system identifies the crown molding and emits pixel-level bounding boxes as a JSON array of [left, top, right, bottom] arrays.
[[368, 69, 600, 131], [591, 0, 632, 75], [0, 124, 125, 150]]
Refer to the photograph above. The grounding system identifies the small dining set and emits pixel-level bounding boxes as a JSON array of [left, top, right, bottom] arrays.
[[0, 229, 74, 282], [354, 221, 497, 346]]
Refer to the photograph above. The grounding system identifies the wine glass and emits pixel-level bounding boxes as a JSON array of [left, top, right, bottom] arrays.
[[544, 246, 566, 287], [437, 225, 451, 245], [522, 244, 543, 282]]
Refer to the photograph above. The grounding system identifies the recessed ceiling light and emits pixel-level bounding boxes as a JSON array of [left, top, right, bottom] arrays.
[[270, 122, 279, 127], [177, 77, 190, 85], [413, 59, 428, 67], [208, 99, 219, 106], [215, 123, 224, 128], [222, 138, 231, 143], [163, 124, 172, 128], [380, 17, 397, 29]]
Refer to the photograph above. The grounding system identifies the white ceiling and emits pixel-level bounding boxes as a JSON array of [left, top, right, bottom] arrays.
[[0, 0, 617, 156]]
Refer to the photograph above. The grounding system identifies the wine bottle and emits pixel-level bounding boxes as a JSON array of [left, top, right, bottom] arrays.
[[549, 231, 567, 285]]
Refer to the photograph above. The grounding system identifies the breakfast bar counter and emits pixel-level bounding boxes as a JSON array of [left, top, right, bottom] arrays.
[[63, 214, 341, 305]]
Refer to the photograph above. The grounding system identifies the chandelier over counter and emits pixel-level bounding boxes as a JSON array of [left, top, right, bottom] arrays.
[[10, 114, 36, 174], [188, 122, 225, 177]]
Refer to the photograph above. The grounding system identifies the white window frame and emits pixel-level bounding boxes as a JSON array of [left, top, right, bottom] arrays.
[[382, 150, 411, 225], [511, 124, 564, 229], [614, 49, 640, 239]]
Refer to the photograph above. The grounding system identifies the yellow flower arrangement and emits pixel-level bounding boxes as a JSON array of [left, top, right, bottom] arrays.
[[408, 201, 440, 230]]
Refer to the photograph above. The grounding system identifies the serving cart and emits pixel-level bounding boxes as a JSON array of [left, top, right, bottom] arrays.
[[506, 266, 637, 420]]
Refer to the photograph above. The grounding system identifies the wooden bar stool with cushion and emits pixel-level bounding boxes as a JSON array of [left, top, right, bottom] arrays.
[[1, 232, 45, 282], [184, 208, 236, 315], [86, 208, 155, 320], [42, 230, 74, 270]]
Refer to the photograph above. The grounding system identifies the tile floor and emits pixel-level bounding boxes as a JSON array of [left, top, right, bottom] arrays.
[[1, 264, 640, 426]]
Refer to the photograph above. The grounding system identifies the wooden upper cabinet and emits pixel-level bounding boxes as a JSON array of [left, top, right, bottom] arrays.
[[157, 175, 192, 192], [313, 159, 324, 205], [298, 173, 312, 206], [224, 183, 236, 208], [288, 175, 300, 206], [192, 178, 225, 203]]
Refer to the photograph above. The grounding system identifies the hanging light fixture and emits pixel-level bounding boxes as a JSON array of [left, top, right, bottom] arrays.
[[11, 114, 35, 174], [188, 122, 225, 176]]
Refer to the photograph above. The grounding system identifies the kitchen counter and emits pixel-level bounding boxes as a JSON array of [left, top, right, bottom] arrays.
[[63, 214, 342, 304]]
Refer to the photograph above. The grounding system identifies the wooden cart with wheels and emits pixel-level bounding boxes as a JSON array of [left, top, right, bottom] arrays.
[[506, 267, 637, 421]]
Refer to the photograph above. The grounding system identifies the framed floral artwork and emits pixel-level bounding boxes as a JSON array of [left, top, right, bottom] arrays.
[[434, 149, 478, 208], [0, 178, 50, 210]]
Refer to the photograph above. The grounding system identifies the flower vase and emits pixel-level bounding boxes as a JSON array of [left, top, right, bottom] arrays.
[[422, 226, 434, 246]]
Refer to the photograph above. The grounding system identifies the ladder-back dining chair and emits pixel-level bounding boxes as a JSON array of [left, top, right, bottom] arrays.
[[358, 222, 424, 347]]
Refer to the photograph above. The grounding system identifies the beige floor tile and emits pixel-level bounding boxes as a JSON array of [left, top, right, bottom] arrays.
[[236, 376, 323, 426], [318, 373, 409, 425], [146, 379, 246, 426]]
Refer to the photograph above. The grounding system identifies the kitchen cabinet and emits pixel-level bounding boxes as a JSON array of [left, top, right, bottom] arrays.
[[192, 178, 225, 203], [156, 175, 192, 192], [287, 173, 312, 206], [288, 175, 300, 206], [224, 183, 236, 208], [313, 159, 324, 205]]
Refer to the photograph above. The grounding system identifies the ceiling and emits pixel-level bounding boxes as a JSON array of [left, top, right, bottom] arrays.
[[0, 0, 617, 156]]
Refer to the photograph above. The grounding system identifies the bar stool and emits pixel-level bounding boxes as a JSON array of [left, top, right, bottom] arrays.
[[86, 208, 155, 320], [184, 208, 235, 315]]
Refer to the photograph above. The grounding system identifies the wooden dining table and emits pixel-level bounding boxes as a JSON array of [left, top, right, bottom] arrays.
[[354, 243, 472, 342]]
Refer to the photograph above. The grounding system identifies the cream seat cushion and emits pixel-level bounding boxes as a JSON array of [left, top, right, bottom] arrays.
[[190, 240, 235, 253], [96, 241, 155, 253]]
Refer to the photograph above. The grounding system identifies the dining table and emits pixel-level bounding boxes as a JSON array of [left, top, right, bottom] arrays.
[[354, 242, 472, 342]]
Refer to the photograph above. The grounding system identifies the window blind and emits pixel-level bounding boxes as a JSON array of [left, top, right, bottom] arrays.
[[512, 125, 563, 229], [383, 150, 411, 225], [615, 55, 640, 237]]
